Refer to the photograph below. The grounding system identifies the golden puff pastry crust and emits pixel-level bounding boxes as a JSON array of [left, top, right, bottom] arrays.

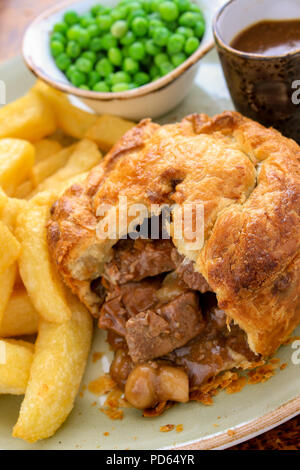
[[47, 111, 300, 357]]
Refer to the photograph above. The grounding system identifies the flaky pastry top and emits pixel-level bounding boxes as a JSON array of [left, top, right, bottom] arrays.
[[48, 112, 300, 357]]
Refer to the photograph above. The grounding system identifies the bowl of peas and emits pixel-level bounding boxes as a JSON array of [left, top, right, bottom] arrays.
[[23, 0, 220, 119]]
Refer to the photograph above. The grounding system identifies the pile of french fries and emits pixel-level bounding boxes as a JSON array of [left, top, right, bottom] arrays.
[[0, 80, 135, 443]]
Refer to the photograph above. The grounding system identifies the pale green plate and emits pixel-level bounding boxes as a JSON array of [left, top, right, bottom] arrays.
[[0, 23, 300, 451]]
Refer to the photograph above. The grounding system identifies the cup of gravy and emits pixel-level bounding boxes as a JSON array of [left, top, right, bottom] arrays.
[[213, 0, 300, 142]]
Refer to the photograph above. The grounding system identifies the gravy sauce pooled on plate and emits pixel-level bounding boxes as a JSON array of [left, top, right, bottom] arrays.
[[231, 20, 300, 56]]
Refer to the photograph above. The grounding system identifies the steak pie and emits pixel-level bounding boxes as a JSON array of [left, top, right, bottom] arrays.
[[47, 111, 300, 411]]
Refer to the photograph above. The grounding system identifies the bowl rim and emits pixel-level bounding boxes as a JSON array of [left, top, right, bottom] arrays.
[[22, 0, 214, 101], [213, 0, 300, 60]]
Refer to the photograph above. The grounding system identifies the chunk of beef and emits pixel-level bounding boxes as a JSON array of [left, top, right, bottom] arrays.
[[171, 249, 210, 293], [104, 238, 175, 284], [167, 302, 258, 387], [98, 279, 160, 336], [125, 292, 204, 363]]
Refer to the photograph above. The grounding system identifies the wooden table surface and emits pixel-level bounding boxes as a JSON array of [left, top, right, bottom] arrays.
[[1, 0, 300, 451]]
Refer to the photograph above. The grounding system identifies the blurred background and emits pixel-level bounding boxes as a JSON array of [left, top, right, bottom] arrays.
[[0, 0, 58, 62]]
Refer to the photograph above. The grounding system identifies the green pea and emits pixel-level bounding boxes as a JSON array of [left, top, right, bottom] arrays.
[[105, 73, 115, 86], [152, 27, 170, 46], [123, 57, 139, 74], [66, 64, 77, 80], [79, 84, 90, 90], [131, 17, 148, 36], [171, 52, 186, 67], [75, 28, 90, 47], [141, 0, 152, 13], [76, 57, 93, 73], [81, 51, 97, 63], [97, 15, 113, 32], [129, 41, 146, 60], [55, 52, 71, 71], [66, 40, 81, 58], [184, 36, 200, 54], [149, 19, 163, 35], [95, 58, 114, 77], [101, 33, 118, 50], [128, 82, 138, 89], [64, 10, 79, 26], [80, 14, 95, 27], [128, 9, 147, 23], [90, 37, 103, 51], [176, 26, 193, 37], [127, 2, 143, 13], [53, 22, 68, 35], [50, 40, 64, 57], [171, 51, 186, 66], [111, 71, 131, 84], [88, 70, 101, 87], [179, 12, 200, 28], [154, 52, 169, 67], [150, 0, 164, 12], [145, 39, 161, 55], [108, 47, 123, 66], [87, 23, 100, 37], [66, 25, 81, 41], [51, 32, 67, 44], [159, 1, 179, 21], [111, 6, 129, 21], [194, 21, 205, 38], [70, 70, 87, 86], [93, 81, 110, 92], [134, 71, 150, 85], [174, 0, 191, 12], [167, 33, 185, 54], [112, 83, 130, 92], [150, 64, 159, 78], [91, 4, 104, 17], [120, 31, 136, 45], [111, 20, 128, 38], [159, 61, 174, 75]]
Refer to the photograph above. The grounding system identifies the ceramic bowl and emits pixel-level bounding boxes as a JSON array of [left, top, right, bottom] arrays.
[[22, 0, 222, 120], [213, 0, 300, 143]]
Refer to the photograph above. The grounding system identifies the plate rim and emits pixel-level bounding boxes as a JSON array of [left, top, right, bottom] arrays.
[[173, 395, 300, 449]]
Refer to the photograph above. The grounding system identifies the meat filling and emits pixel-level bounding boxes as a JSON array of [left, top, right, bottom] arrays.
[[103, 238, 175, 285], [93, 226, 260, 410]]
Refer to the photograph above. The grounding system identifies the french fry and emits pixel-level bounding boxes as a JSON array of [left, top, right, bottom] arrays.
[[31, 144, 76, 187], [0, 187, 8, 211], [0, 221, 21, 275], [85, 114, 135, 152], [1, 197, 27, 231], [0, 289, 39, 337], [0, 263, 17, 326], [0, 339, 34, 395], [13, 293, 93, 443], [32, 139, 102, 195], [0, 91, 56, 142], [33, 81, 97, 139], [14, 180, 34, 199], [0, 138, 35, 196], [33, 139, 62, 163], [16, 192, 71, 323]]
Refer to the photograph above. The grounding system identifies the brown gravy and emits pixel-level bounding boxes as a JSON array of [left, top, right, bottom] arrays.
[[231, 20, 300, 56]]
